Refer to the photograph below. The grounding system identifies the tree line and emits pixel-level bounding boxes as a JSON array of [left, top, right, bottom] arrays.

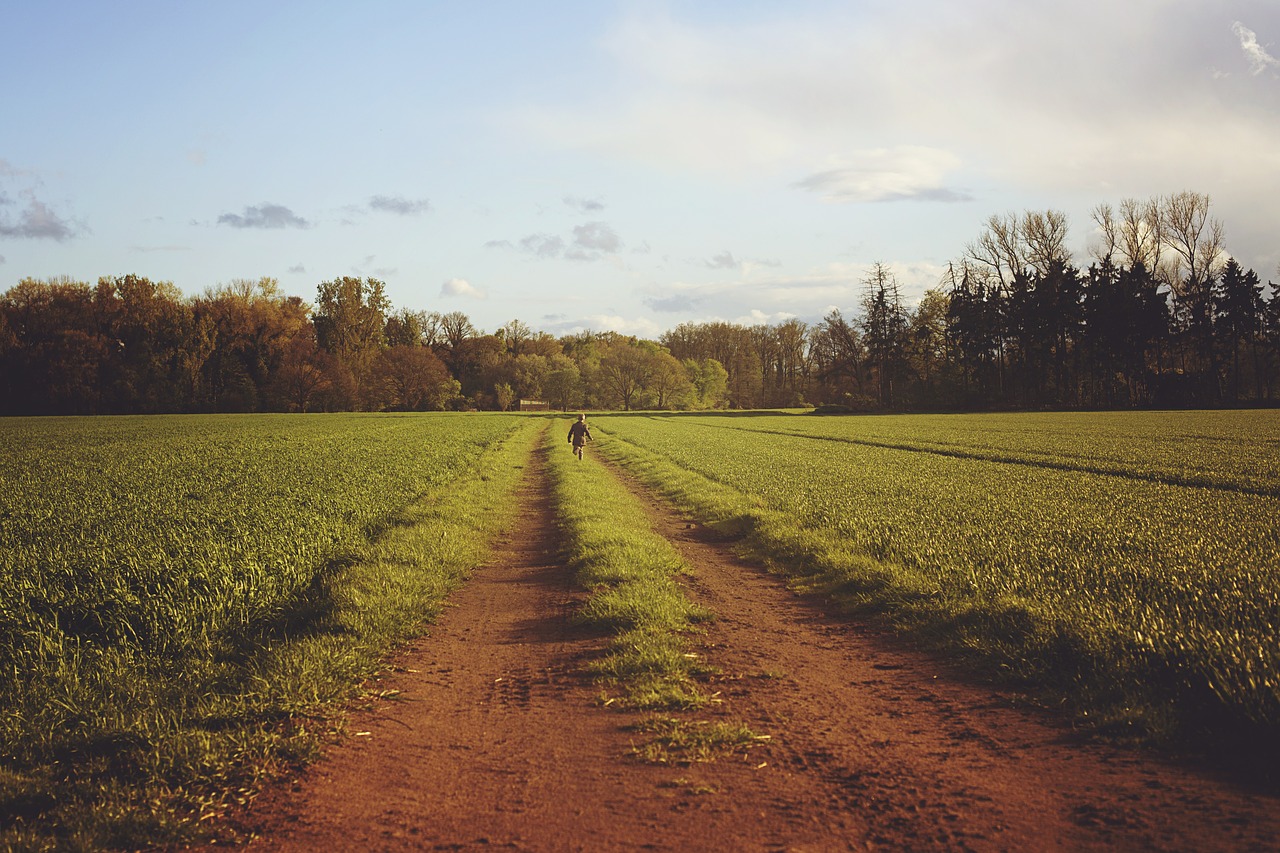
[[2, 191, 1277, 416]]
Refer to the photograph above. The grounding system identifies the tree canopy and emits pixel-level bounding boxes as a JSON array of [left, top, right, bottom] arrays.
[[3, 193, 1278, 415]]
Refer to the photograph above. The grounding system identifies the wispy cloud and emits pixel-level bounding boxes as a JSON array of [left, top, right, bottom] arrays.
[[499, 222, 625, 262], [130, 244, 192, 253], [1233, 22, 1279, 75], [369, 195, 432, 216], [515, 4, 1280, 207], [705, 250, 738, 269], [441, 278, 487, 299], [288, 263, 306, 274], [704, 250, 781, 273], [0, 159, 36, 178], [539, 313, 663, 337], [350, 254, 398, 278], [645, 293, 701, 312], [572, 221, 621, 253], [564, 195, 605, 213], [793, 147, 972, 203], [217, 203, 310, 229], [0, 191, 82, 240], [520, 233, 566, 258]]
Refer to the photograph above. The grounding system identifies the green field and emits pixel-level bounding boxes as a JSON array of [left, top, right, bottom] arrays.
[[3, 409, 1278, 847], [1, 414, 521, 667], [592, 410, 1280, 742], [0, 412, 534, 850]]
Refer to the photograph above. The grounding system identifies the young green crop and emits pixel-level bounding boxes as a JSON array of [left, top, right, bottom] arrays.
[[0, 412, 535, 850], [592, 411, 1280, 751], [672, 409, 1280, 494]]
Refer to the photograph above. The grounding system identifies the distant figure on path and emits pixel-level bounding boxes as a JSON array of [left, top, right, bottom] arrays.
[[567, 414, 593, 460]]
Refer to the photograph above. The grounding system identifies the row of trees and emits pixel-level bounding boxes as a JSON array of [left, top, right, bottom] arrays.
[[2, 192, 1277, 415], [0, 274, 732, 414], [938, 192, 1280, 408]]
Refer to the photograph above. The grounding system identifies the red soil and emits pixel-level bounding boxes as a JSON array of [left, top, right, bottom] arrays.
[[223, 443, 1280, 851]]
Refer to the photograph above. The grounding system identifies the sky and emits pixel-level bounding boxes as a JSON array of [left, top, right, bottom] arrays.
[[3, 0, 1278, 338]]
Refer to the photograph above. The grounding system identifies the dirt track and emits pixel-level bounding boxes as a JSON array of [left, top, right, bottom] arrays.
[[229, 443, 1280, 851]]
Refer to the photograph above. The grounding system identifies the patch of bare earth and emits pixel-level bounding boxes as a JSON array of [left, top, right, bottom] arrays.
[[223, 445, 1280, 851]]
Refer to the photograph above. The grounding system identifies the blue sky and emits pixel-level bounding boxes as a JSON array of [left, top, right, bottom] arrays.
[[3, 0, 1278, 337]]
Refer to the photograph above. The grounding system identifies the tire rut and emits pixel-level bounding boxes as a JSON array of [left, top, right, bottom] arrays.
[[597, 455, 1280, 852], [217, 439, 1280, 852]]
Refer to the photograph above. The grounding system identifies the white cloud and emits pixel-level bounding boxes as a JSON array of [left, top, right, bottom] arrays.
[[512, 3, 1280, 205], [578, 313, 660, 338], [794, 147, 972, 203], [549, 313, 663, 338], [441, 278, 487, 299], [733, 308, 798, 326], [1233, 21, 1279, 75]]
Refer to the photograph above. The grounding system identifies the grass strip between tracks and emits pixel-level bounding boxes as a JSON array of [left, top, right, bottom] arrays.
[[545, 425, 713, 711], [1, 419, 542, 853], [545, 423, 770, 764]]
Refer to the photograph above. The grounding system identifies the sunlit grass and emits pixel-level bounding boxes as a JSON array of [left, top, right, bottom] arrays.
[[628, 716, 767, 765], [545, 423, 711, 710], [591, 411, 1280, 764], [0, 413, 538, 851]]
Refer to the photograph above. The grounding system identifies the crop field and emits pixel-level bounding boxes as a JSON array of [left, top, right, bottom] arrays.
[[5, 408, 1279, 847], [1, 413, 522, 675], [0, 412, 532, 848], [592, 410, 1280, 738]]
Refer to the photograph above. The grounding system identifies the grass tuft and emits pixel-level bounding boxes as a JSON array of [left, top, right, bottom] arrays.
[[628, 716, 767, 764]]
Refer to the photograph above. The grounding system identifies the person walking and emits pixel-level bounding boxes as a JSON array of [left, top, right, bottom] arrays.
[[567, 414, 592, 460]]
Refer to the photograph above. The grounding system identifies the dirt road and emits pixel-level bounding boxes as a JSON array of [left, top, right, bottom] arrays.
[[230, 445, 1280, 851]]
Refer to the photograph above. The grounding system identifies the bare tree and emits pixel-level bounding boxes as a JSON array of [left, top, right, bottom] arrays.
[[1021, 209, 1070, 276], [421, 311, 444, 348], [966, 209, 1070, 285], [1158, 190, 1225, 294], [438, 311, 476, 350], [966, 212, 1024, 287], [1090, 202, 1119, 266], [1119, 197, 1163, 272]]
